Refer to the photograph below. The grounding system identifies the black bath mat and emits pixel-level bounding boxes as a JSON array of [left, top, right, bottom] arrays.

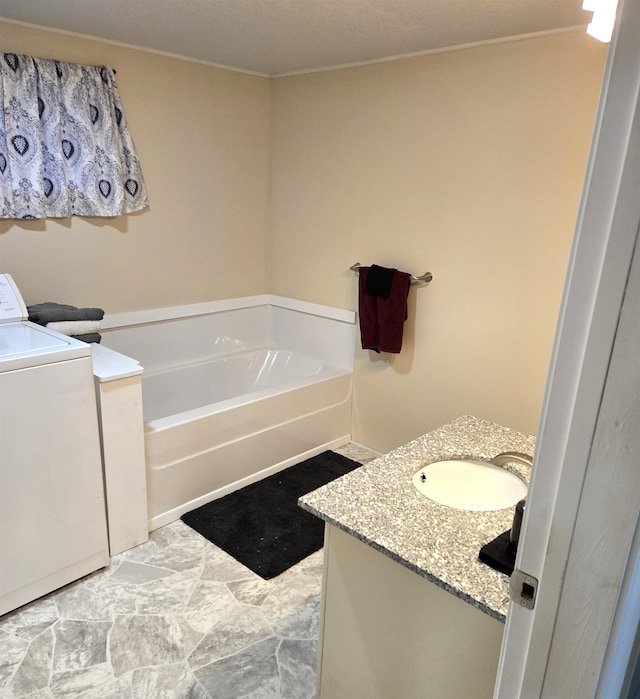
[[181, 451, 361, 579]]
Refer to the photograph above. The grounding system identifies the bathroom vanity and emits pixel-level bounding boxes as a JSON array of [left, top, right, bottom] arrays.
[[300, 415, 535, 699]]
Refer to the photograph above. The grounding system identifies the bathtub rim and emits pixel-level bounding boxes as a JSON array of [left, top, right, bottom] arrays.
[[144, 359, 353, 430], [102, 294, 356, 330]]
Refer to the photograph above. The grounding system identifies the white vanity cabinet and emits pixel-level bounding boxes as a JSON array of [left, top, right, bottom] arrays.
[[299, 416, 536, 699], [317, 524, 504, 699]]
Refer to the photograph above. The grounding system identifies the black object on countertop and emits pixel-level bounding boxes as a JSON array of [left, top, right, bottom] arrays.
[[479, 530, 517, 576], [181, 451, 361, 579]]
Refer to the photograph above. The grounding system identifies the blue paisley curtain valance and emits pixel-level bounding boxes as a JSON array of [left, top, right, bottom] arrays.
[[0, 52, 148, 219]]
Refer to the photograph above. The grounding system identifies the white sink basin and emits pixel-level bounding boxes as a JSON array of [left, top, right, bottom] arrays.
[[413, 459, 527, 511]]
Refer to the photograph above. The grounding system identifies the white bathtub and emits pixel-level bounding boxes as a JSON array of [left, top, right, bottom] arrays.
[[101, 296, 356, 530]]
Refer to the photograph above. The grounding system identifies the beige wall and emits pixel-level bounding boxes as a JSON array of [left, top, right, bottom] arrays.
[[0, 23, 606, 452], [270, 32, 607, 451], [0, 22, 271, 311]]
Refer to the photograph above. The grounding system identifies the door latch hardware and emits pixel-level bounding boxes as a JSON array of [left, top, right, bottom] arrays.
[[510, 569, 538, 610]]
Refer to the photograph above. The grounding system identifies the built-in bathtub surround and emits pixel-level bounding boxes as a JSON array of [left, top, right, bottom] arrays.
[[300, 414, 535, 621], [91, 344, 148, 556], [101, 296, 356, 530]]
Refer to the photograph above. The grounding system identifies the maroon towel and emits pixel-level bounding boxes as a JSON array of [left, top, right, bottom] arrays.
[[358, 266, 411, 353]]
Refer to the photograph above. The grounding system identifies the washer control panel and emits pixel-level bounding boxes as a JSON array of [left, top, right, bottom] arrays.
[[0, 274, 27, 323]]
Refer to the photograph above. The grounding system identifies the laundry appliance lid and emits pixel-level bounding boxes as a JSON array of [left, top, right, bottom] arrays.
[[0, 273, 92, 371], [0, 322, 91, 372]]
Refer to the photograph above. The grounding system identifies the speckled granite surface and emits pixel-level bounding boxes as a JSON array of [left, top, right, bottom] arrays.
[[299, 415, 535, 622]]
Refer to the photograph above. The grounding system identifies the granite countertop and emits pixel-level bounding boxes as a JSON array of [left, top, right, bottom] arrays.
[[299, 415, 535, 622]]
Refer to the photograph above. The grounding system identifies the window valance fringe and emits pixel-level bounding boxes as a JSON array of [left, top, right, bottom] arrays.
[[0, 52, 148, 219]]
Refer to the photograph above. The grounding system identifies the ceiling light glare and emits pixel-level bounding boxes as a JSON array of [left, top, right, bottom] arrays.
[[583, 0, 619, 42]]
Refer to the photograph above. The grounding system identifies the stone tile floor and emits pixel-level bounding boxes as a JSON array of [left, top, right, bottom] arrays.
[[0, 444, 378, 699]]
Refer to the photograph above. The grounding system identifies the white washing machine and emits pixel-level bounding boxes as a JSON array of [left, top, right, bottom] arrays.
[[0, 274, 109, 616]]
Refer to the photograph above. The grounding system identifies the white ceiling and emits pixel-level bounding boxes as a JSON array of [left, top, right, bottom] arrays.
[[0, 0, 591, 77]]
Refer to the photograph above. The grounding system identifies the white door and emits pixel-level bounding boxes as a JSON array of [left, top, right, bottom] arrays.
[[494, 0, 640, 696]]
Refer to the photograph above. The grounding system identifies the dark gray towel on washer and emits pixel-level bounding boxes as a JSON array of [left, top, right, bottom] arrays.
[[28, 302, 105, 325], [71, 333, 102, 344]]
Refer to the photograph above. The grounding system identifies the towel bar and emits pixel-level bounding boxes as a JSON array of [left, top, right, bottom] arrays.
[[349, 263, 432, 286]]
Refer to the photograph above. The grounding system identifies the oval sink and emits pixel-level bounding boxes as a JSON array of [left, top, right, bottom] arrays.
[[413, 459, 527, 511]]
